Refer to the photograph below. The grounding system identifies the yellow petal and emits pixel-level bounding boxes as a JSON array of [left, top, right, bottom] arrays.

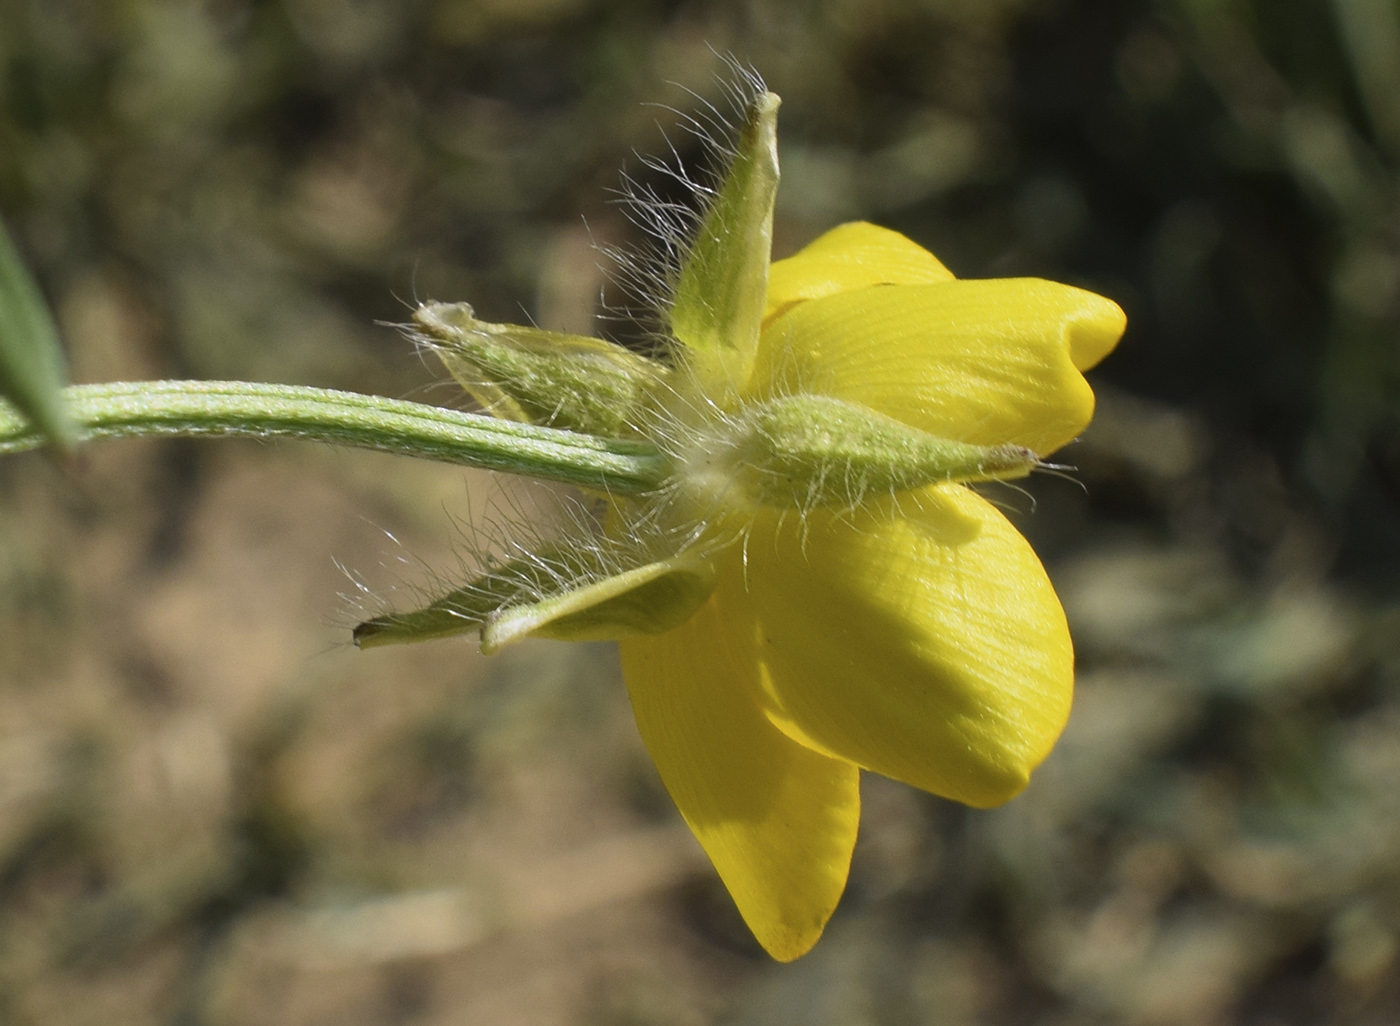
[[751, 279, 1125, 456], [741, 483, 1074, 809], [764, 222, 954, 325], [619, 591, 860, 961]]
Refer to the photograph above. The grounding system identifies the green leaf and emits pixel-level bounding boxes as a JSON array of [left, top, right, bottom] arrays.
[[0, 216, 74, 451]]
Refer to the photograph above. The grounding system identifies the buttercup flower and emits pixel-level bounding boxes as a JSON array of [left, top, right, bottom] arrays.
[[357, 83, 1125, 960]]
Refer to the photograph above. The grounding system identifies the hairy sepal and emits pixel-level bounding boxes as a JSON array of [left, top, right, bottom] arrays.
[[353, 543, 715, 653], [413, 301, 666, 438], [483, 554, 715, 652], [667, 92, 780, 397], [678, 393, 1038, 513]]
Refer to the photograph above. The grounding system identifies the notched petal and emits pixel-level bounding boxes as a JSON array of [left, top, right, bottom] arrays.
[[753, 278, 1125, 456], [1064, 287, 1127, 371]]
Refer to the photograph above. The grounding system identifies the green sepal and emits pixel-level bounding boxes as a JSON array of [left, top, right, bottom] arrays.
[[0, 216, 74, 451], [351, 551, 552, 649], [668, 91, 780, 393], [353, 547, 715, 653], [483, 554, 714, 652], [711, 393, 1039, 509], [414, 301, 667, 438]]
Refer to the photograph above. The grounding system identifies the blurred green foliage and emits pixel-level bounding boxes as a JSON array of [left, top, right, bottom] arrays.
[[0, 214, 74, 450], [2, 0, 1400, 1023]]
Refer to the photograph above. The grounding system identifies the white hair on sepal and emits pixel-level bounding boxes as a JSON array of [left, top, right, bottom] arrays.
[[660, 52, 767, 160], [348, 60, 780, 645], [383, 314, 510, 418], [366, 314, 489, 414], [334, 551, 385, 629], [1028, 458, 1087, 493], [960, 456, 1088, 522], [640, 319, 1055, 548], [684, 321, 889, 524], [346, 464, 736, 649], [333, 477, 576, 633], [594, 59, 769, 359], [333, 520, 461, 640]]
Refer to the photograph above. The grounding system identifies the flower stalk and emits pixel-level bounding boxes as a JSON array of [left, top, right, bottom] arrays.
[[0, 380, 670, 493]]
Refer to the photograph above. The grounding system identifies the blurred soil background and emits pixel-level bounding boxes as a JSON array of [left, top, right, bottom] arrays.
[[4, 0, 1400, 1023]]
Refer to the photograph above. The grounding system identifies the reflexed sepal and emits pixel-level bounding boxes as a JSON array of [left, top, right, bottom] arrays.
[[352, 548, 575, 648], [353, 546, 715, 654], [668, 91, 780, 393], [413, 301, 667, 438], [686, 393, 1038, 511], [483, 554, 714, 652]]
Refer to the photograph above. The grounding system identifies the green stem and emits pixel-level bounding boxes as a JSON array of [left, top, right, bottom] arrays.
[[0, 380, 670, 493]]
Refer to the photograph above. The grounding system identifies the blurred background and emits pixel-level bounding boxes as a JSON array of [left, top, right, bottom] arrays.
[[3, 0, 1400, 1022]]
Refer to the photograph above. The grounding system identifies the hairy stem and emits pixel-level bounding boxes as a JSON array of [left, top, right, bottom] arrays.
[[0, 380, 670, 493]]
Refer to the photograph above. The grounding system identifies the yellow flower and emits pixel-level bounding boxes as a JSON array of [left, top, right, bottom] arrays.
[[617, 217, 1122, 960], [357, 86, 1125, 961]]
